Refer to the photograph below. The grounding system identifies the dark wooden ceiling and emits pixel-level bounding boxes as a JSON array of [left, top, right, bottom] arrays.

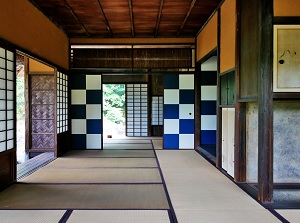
[[30, 0, 221, 38]]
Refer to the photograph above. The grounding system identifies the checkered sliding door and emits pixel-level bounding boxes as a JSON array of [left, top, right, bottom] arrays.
[[200, 72, 217, 145], [71, 75, 102, 149], [163, 74, 194, 149]]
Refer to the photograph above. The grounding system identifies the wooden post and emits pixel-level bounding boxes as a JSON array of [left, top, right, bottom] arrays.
[[257, 0, 273, 203]]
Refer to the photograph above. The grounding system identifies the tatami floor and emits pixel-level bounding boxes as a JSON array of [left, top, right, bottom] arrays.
[[0, 138, 298, 222]]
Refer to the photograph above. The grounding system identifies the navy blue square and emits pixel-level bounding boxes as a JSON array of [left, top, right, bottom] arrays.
[[86, 90, 102, 104], [71, 134, 86, 149], [179, 119, 194, 134], [164, 134, 179, 149], [179, 90, 194, 104], [70, 75, 86, 89], [87, 119, 102, 134], [164, 74, 179, 89], [201, 130, 216, 144], [71, 105, 86, 119], [164, 104, 179, 119], [201, 101, 217, 115], [201, 71, 217, 85]]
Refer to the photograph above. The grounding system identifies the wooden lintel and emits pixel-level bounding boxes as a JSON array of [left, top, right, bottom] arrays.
[[155, 0, 164, 37], [70, 37, 195, 45], [177, 0, 196, 37]]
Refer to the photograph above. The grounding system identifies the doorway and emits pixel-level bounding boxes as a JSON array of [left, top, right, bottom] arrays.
[[102, 84, 126, 139]]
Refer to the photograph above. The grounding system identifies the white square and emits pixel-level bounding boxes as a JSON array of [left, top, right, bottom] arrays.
[[179, 134, 194, 149], [179, 104, 194, 119], [164, 90, 179, 104], [164, 119, 179, 134], [71, 90, 86, 104], [179, 74, 194, 89], [201, 86, 217, 100], [87, 134, 102, 149], [71, 119, 86, 134], [86, 75, 101, 90], [86, 104, 102, 119], [201, 115, 217, 130]]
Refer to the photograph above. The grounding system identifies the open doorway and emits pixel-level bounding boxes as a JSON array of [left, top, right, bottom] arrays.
[[102, 84, 126, 139], [16, 54, 27, 164]]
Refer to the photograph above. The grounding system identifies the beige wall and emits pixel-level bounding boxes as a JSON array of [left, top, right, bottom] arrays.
[[29, 58, 55, 73], [0, 0, 69, 70], [274, 0, 300, 16], [196, 13, 218, 62], [220, 0, 236, 73]]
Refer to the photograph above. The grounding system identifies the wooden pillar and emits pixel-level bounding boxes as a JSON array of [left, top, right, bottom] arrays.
[[194, 63, 201, 149], [257, 0, 273, 203]]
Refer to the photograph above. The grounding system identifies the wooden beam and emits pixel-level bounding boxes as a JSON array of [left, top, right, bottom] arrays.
[[70, 37, 195, 45], [96, 0, 113, 37], [155, 0, 164, 37], [128, 0, 135, 37], [177, 0, 196, 36], [234, 0, 246, 182], [257, 0, 273, 203], [64, 0, 90, 37]]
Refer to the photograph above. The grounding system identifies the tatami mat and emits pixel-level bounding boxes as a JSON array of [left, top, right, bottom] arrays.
[[103, 143, 153, 150], [103, 139, 152, 144], [0, 210, 65, 223], [276, 209, 300, 223], [45, 157, 158, 168], [63, 150, 155, 158], [0, 184, 169, 209], [152, 139, 163, 149], [20, 168, 162, 184], [67, 210, 170, 223], [156, 150, 281, 222]]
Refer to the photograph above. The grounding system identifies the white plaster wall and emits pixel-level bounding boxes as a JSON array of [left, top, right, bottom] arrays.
[[246, 103, 258, 183], [274, 102, 300, 183]]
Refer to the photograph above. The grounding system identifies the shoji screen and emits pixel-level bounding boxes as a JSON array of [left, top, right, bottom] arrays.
[[56, 72, 68, 134], [0, 47, 15, 152], [151, 96, 163, 125], [126, 84, 148, 136]]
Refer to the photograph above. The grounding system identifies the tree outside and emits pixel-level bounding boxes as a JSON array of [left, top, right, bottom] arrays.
[[103, 84, 126, 138]]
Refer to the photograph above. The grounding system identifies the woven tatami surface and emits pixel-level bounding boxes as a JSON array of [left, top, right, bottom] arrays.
[[103, 139, 152, 144], [103, 143, 153, 150], [156, 150, 281, 223], [67, 210, 170, 223], [0, 184, 169, 209], [63, 150, 155, 158], [45, 157, 158, 168], [20, 168, 162, 184], [152, 139, 163, 149], [0, 210, 65, 223], [276, 209, 300, 223]]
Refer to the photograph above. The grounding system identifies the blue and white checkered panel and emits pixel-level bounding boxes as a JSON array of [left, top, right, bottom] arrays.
[[200, 72, 217, 145], [71, 74, 102, 149], [164, 74, 194, 149]]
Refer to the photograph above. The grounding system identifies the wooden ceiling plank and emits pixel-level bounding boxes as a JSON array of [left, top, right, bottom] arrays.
[[96, 0, 113, 36], [177, 0, 197, 36], [64, 0, 90, 36], [128, 0, 135, 37], [155, 0, 164, 37]]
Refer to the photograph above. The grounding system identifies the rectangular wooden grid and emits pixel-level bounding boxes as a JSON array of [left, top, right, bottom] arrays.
[[56, 72, 68, 134]]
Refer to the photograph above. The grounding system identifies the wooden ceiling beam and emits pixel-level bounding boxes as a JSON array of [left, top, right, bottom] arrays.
[[96, 0, 113, 37], [64, 0, 90, 37], [128, 0, 135, 37], [177, 0, 197, 36], [155, 0, 164, 37]]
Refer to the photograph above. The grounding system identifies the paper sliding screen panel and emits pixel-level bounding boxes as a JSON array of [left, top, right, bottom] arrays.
[[126, 84, 148, 137], [151, 96, 163, 125], [0, 47, 15, 152], [56, 72, 68, 134]]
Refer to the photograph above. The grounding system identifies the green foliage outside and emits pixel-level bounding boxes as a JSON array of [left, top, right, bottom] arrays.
[[16, 77, 25, 121], [103, 84, 125, 125]]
